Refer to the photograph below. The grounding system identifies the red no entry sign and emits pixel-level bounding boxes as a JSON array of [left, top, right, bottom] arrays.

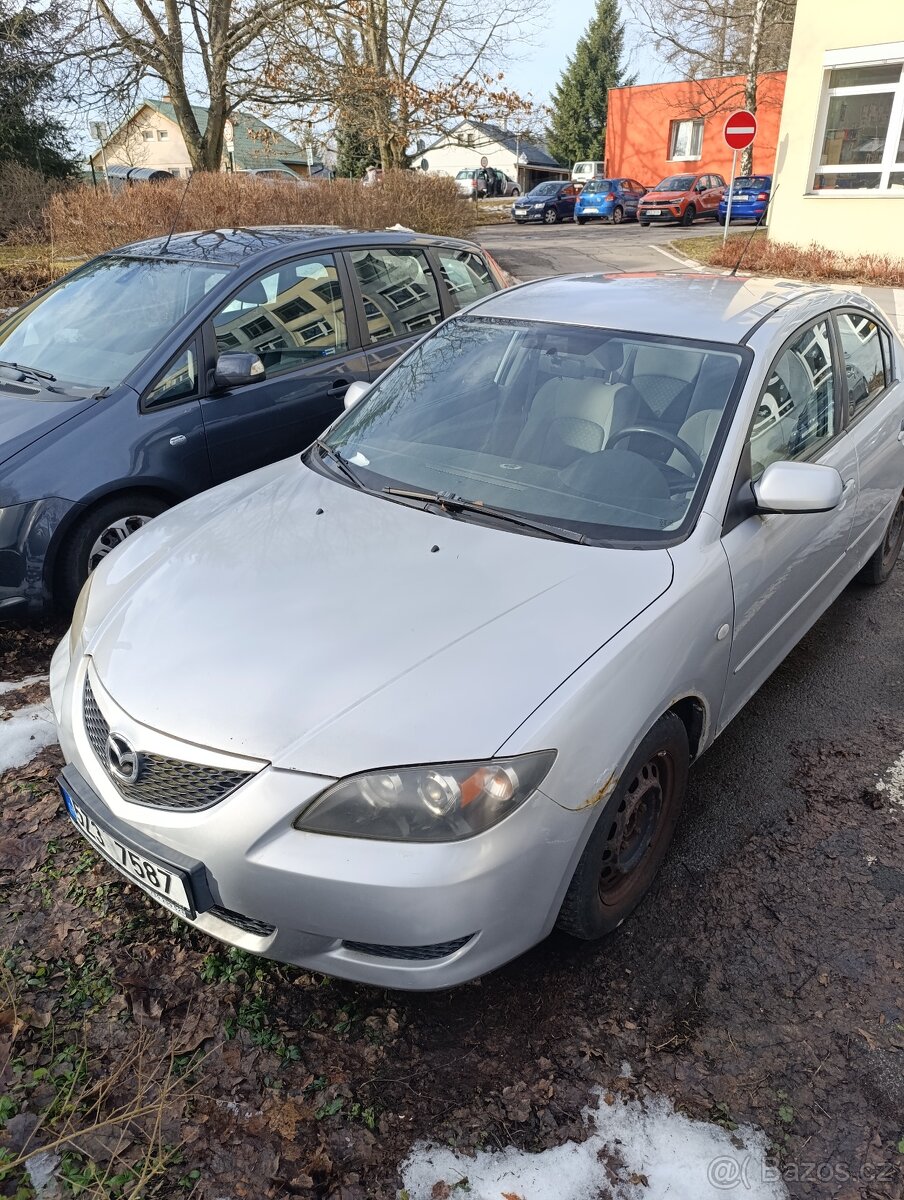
[[724, 110, 757, 151]]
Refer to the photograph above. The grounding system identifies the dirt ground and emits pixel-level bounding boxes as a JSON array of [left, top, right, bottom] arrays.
[[1, 617, 903, 1199]]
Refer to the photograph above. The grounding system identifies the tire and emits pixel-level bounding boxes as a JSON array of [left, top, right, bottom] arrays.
[[56, 492, 169, 611], [543, 206, 560, 225], [639, 220, 650, 227], [611, 205, 624, 225], [556, 712, 689, 939], [576, 216, 587, 226], [717, 213, 726, 225], [858, 488, 904, 586], [511, 188, 520, 197], [681, 204, 696, 226]]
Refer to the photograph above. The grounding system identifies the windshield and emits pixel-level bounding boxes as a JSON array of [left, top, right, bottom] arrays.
[[0, 256, 231, 388], [581, 179, 613, 194], [732, 176, 771, 190], [653, 175, 695, 192], [320, 316, 746, 543], [528, 182, 561, 197]]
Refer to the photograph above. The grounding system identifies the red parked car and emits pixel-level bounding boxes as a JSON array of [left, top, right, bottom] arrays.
[[637, 172, 726, 226]]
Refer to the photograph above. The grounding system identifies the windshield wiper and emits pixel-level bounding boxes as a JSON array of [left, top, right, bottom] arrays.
[[313, 439, 364, 489], [0, 360, 56, 382], [383, 488, 585, 544]]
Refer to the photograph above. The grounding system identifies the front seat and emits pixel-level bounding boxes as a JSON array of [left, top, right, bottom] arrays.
[[513, 374, 650, 469], [668, 409, 723, 477]]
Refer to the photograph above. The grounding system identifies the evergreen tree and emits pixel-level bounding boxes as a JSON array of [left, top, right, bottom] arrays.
[[0, 2, 77, 179], [546, 0, 635, 169], [335, 119, 381, 179]]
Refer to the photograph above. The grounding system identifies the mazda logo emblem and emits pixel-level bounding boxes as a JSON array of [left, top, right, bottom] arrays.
[[105, 733, 141, 784]]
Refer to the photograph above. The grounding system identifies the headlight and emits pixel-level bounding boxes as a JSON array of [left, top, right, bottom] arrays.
[[68, 572, 94, 657], [294, 750, 556, 842]]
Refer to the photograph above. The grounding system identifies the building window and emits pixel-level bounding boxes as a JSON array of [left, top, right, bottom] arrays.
[[812, 60, 904, 192], [141, 130, 154, 141], [668, 119, 704, 160], [157, 129, 169, 140]]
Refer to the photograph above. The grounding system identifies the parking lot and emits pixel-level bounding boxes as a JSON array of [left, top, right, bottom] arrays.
[[2, 228, 904, 1199]]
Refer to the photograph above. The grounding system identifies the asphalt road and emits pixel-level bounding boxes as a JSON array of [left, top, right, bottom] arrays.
[[478, 216, 725, 281], [476, 215, 904, 882]]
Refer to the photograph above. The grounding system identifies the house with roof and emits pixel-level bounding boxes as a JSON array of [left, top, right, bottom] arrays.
[[419, 120, 567, 192], [88, 98, 324, 180]]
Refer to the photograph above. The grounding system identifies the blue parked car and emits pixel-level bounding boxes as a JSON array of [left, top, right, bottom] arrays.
[[0, 227, 505, 613], [511, 181, 579, 225], [718, 175, 772, 224], [575, 177, 647, 225]]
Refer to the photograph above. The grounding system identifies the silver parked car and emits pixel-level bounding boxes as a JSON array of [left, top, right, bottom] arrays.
[[52, 274, 904, 989]]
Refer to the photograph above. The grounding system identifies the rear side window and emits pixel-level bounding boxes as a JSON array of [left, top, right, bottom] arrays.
[[349, 247, 442, 343], [836, 312, 887, 416], [436, 249, 496, 311]]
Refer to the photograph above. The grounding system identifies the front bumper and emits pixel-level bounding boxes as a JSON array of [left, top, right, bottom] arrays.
[[637, 208, 682, 223], [0, 497, 79, 613], [512, 208, 547, 222], [52, 647, 587, 989]]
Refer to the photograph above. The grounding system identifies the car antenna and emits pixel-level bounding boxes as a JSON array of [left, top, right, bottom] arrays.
[[159, 170, 195, 255], [729, 183, 777, 276]]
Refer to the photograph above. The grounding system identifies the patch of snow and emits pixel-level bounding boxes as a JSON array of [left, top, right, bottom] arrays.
[[0, 702, 59, 772], [25, 1149, 61, 1197], [401, 1091, 788, 1200], [882, 750, 904, 807], [0, 674, 48, 697]]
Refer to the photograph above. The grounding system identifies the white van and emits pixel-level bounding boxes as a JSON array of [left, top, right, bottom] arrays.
[[571, 161, 605, 188]]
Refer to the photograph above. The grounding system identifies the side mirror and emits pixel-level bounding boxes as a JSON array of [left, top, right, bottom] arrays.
[[753, 461, 844, 514], [344, 379, 371, 410], [213, 351, 265, 390]]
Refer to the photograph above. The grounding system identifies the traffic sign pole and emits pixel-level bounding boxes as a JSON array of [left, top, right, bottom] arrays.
[[723, 148, 737, 245]]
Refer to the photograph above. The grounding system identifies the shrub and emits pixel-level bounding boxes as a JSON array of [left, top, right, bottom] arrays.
[[0, 162, 61, 240], [45, 170, 475, 258], [692, 232, 904, 288], [0, 254, 67, 309]]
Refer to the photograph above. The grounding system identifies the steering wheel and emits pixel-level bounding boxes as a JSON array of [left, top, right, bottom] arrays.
[[606, 426, 704, 478]]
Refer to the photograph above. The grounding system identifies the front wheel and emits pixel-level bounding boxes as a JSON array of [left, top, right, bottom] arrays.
[[859, 488, 904, 585], [681, 204, 696, 226], [639, 220, 650, 227], [543, 206, 561, 225], [611, 205, 624, 225], [556, 712, 689, 939], [56, 492, 169, 611], [511, 188, 520, 197]]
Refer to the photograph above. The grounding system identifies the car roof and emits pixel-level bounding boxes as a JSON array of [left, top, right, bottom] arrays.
[[470, 272, 839, 343], [107, 225, 481, 265]]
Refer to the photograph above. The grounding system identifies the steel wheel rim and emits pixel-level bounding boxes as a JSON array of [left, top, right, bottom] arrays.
[[598, 752, 673, 907], [544, 208, 557, 224], [87, 515, 153, 573], [882, 492, 904, 570]]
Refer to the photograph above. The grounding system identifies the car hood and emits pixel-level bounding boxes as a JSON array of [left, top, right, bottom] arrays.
[[86, 461, 674, 777], [641, 191, 688, 203], [0, 375, 98, 467]]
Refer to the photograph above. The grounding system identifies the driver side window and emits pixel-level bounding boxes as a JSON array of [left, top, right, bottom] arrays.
[[750, 319, 836, 478]]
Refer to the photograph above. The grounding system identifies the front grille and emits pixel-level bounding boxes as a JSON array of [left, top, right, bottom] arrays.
[[83, 676, 253, 812], [341, 935, 473, 961], [208, 905, 276, 938]]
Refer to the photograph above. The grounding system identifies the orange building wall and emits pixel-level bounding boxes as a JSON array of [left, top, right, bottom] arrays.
[[605, 71, 786, 187]]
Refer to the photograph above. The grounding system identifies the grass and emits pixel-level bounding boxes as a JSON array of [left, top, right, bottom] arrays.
[[674, 229, 904, 287]]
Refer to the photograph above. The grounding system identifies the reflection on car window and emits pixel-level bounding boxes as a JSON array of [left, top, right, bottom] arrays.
[[530, 182, 562, 196], [0, 257, 230, 389], [582, 180, 613, 194], [836, 312, 886, 416], [350, 247, 442, 344], [145, 345, 197, 407], [211, 255, 347, 374], [655, 175, 696, 191], [750, 320, 836, 477], [436, 249, 496, 311], [321, 316, 744, 543]]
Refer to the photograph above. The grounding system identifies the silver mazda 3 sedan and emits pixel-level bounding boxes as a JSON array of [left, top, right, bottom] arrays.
[[51, 274, 904, 988]]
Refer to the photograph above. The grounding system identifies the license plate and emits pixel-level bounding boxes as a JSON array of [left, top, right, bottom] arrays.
[[514, 208, 526, 215], [646, 208, 662, 215], [584, 206, 599, 213], [62, 787, 194, 916]]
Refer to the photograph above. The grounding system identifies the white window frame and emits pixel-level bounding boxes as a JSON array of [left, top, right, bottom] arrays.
[[667, 118, 704, 162], [809, 45, 904, 196]]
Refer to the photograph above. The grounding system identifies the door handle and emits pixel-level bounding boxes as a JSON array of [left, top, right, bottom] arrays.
[[897, 419, 904, 444], [169, 435, 186, 447], [328, 379, 351, 396]]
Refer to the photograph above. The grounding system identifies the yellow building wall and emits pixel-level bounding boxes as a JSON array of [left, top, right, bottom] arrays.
[[768, 0, 904, 256]]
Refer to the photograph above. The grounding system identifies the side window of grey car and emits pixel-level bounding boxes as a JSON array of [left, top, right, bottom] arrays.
[[435, 249, 496, 311], [750, 319, 837, 478], [210, 255, 348, 377], [835, 312, 887, 418], [145, 344, 198, 408], [349, 247, 443, 343]]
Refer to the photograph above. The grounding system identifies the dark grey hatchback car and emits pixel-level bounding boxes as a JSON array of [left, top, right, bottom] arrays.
[[0, 226, 504, 612]]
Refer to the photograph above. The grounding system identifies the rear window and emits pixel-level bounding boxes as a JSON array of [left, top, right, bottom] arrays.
[[582, 179, 613, 194], [455, 170, 476, 179], [732, 176, 770, 190]]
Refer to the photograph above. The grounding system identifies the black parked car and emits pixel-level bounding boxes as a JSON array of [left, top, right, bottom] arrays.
[[511, 181, 579, 225], [0, 227, 505, 613]]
